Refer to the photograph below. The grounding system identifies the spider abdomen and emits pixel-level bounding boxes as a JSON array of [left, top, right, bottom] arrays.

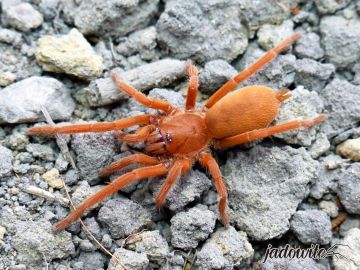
[[205, 85, 281, 139]]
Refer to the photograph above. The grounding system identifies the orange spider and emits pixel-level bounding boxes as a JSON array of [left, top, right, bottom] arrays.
[[28, 33, 325, 233]]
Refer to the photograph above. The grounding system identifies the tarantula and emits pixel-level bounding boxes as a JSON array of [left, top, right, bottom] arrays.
[[28, 33, 325, 233]]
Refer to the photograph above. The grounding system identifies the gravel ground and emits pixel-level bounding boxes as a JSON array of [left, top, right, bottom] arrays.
[[1, 0, 360, 269]]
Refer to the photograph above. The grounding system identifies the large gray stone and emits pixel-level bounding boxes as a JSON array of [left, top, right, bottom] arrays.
[[195, 226, 253, 270], [0, 77, 75, 124], [76, 59, 186, 107], [290, 210, 332, 245], [2, 2, 43, 32], [318, 78, 360, 138], [333, 228, 360, 270], [170, 205, 216, 250], [0, 146, 12, 178], [224, 145, 319, 241], [11, 219, 75, 267], [337, 163, 360, 215], [239, 0, 291, 35], [157, 0, 248, 63], [320, 16, 360, 67], [73, 0, 159, 37], [71, 132, 117, 185], [98, 197, 151, 239]]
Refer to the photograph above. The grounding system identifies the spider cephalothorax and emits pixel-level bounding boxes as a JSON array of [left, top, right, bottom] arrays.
[[28, 33, 325, 233]]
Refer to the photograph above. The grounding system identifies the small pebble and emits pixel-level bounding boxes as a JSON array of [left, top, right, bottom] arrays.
[[336, 138, 360, 161], [42, 168, 63, 189]]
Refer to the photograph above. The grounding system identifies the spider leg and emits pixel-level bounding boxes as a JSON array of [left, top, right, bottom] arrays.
[[155, 159, 191, 209], [214, 115, 326, 149], [204, 33, 301, 110], [185, 60, 199, 111], [99, 153, 159, 177], [27, 114, 153, 135], [276, 89, 292, 102], [52, 164, 168, 233], [112, 72, 174, 114], [115, 125, 156, 143], [199, 153, 229, 227]]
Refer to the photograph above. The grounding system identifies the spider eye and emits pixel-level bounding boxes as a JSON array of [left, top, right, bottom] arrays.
[[165, 133, 172, 143]]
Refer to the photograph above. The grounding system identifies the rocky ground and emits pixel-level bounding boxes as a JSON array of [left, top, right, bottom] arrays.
[[0, 0, 360, 269]]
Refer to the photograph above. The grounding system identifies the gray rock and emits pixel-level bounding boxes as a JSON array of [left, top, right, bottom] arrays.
[[83, 217, 101, 240], [236, 44, 296, 89], [258, 256, 326, 270], [108, 248, 149, 270], [11, 219, 75, 267], [4, 132, 28, 151], [337, 163, 360, 215], [2, 2, 43, 32], [295, 58, 335, 92], [0, 146, 12, 178], [150, 169, 212, 212], [318, 78, 360, 138], [339, 216, 360, 237], [195, 226, 253, 270], [225, 145, 319, 241], [35, 29, 104, 80], [116, 26, 158, 61], [74, 0, 159, 37], [294, 32, 324, 60], [257, 20, 294, 51], [320, 16, 360, 67], [0, 28, 22, 46], [199, 60, 237, 95], [71, 132, 117, 185], [353, 62, 360, 85], [315, 0, 351, 15], [76, 252, 106, 270], [26, 143, 54, 161], [38, 0, 60, 20], [239, 0, 291, 36], [309, 155, 343, 199], [333, 228, 360, 270], [0, 77, 75, 124], [157, 0, 248, 63], [125, 230, 169, 267], [170, 205, 216, 250], [98, 197, 151, 239], [274, 86, 325, 146], [310, 133, 331, 159], [77, 59, 186, 107], [290, 210, 332, 245]]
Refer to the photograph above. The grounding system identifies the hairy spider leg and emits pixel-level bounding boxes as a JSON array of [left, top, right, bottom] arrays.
[[115, 125, 156, 143], [27, 114, 152, 135], [155, 159, 192, 209], [204, 33, 301, 110], [99, 153, 160, 177], [200, 153, 229, 226], [112, 72, 174, 114], [214, 115, 326, 149], [52, 164, 168, 233], [185, 60, 199, 111]]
